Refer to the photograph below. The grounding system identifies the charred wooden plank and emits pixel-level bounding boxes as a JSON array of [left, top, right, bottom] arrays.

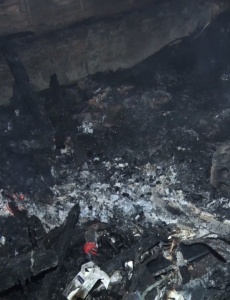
[[56, 203, 80, 262], [0, 250, 58, 292], [34, 203, 80, 300], [42, 203, 81, 257]]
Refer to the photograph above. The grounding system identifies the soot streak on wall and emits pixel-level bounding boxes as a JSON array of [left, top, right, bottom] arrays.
[[0, 0, 229, 104]]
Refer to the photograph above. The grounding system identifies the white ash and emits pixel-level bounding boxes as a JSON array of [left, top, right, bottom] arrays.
[[78, 122, 94, 134], [0, 154, 230, 238]]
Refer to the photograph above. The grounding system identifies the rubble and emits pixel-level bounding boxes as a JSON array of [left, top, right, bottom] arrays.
[[0, 11, 230, 300]]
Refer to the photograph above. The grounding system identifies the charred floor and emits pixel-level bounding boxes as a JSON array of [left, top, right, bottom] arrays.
[[0, 12, 230, 300]]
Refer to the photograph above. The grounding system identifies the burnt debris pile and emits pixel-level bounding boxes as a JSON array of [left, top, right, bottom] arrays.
[[0, 12, 230, 300]]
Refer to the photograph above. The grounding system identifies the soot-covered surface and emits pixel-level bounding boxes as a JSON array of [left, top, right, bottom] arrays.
[[0, 12, 230, 300]]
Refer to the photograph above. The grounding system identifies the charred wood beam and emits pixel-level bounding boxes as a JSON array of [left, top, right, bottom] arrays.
[[55, 203, 80, 263], [0, 42, 54, 134], [0, 249, 58, 293], [0, 203, 80, 298], [42, 203, 80, 262], [6, 201, 46, 250], [34, 203, 80, 300]]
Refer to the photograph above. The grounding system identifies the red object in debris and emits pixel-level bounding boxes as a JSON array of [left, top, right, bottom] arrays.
[[19, 194, 25, 200], [83, 242, 98, 256]]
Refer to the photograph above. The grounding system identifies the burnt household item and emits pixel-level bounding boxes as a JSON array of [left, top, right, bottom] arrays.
[[182, 238, 230, 263], [102, 234, 159, 274], [83, 242, 98, 256], [83, 223, 108, 257], [63, 261, 110, 299], [124, 253, 159, 298]]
